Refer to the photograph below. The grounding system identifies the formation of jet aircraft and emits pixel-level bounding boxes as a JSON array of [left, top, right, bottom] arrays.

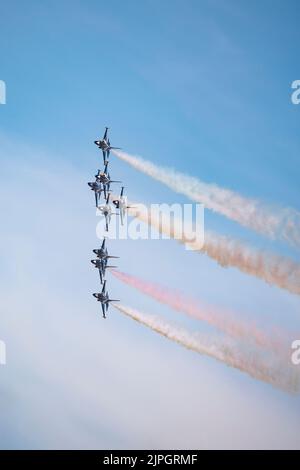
[[88, 127, 128, 318]]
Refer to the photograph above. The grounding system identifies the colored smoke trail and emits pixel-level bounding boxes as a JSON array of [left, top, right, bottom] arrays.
[[113, 303, 299, 393]]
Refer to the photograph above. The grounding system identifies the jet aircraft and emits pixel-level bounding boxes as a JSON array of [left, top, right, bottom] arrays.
[[95, 163, 121, 196], [93, 281, 119, 318], [93, 237, 119, 263], [91, 258, 117, 284], [87, 180, 105, 206]]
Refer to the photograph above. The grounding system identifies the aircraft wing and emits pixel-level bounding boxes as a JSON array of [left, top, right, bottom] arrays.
[[102, 281, 106, 293], [101, 303, 106, 318], [101, 238, 106, 250], [103, 127, 108, 140]]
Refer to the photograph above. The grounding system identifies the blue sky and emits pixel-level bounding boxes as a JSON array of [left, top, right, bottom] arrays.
[[0, 0, 300, 449]]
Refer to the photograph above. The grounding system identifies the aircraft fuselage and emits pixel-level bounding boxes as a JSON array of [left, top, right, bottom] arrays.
[[93, 248, 107, 258], [96, 174, 109, 185], [93, 293, 109, 304], [94, 139, 109, 151], [88, 181, 102, 192]]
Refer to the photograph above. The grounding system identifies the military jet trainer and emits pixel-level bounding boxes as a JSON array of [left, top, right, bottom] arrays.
[[93, 281, 120, 319], [87, 179, 105, 206], [95, 163, 121, 198], [97, 193, 117, 231], [112, 187, 132, 225], [94, 127, 121, 164]]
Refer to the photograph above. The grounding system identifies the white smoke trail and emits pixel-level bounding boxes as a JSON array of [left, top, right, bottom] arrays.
[[113, 303, 299, 393], [113, 150, 300, 248], [126, 203, 300, 296]]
